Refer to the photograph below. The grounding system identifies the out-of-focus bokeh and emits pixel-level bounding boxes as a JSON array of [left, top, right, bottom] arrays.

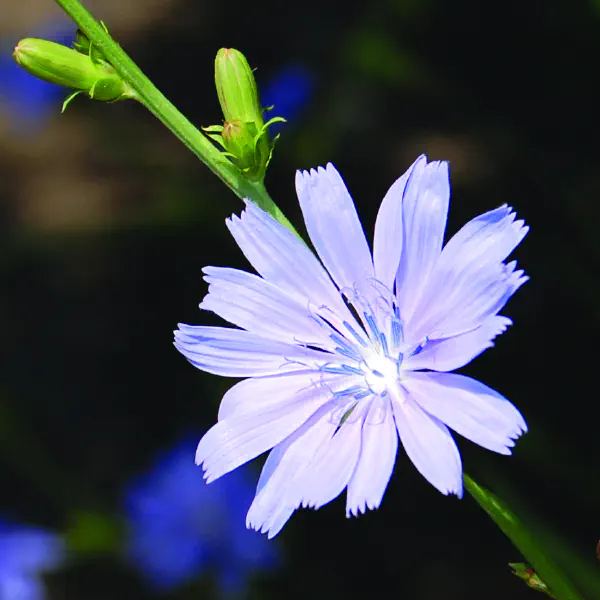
[[0, 0, 599, 598]]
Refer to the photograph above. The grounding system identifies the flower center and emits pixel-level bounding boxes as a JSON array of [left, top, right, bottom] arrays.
[[363, 351, 401, 396], [307, 288, 426, 405]]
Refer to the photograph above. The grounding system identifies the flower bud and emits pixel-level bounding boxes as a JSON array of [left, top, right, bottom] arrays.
[[207, 48, 285, 181], [215, 48, 261, 125], [13, 38, 135, 106]]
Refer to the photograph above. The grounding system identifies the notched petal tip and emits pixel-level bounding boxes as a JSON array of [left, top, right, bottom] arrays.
[[421, 159, 450, 185], [428, 158, 449, 171], [511, 413, 528, 437], [324, 162, 340, 176], [173, 327, 188, 344], [345, 497, 379, 518], [245, 512, 283, 539], [225, 215, 240, 236], [437, 475, 464, 498], [294, 169, 305, 187], [227, 212, 242, 224], [195, 444, 205, 467], [296, 163, 343, 185]]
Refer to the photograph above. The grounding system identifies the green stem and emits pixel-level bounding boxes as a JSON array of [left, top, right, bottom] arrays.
[[52, 0, 296, 233], [464, 474, 584, 600]]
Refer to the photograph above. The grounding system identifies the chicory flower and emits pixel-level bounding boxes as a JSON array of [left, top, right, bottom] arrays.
[[175, 155, 528, 538]]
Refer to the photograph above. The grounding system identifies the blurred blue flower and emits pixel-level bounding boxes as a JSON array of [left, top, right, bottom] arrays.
[[0, 23, 74, 132], [0, 520, 65, 600], [124, 438, 279, 595], [261, 64, 314, 134]]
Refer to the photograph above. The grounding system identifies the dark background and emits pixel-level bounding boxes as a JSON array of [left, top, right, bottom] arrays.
[[0, 0, 599, 598]]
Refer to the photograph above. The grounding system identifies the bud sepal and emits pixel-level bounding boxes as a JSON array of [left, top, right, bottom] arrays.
[[509, 563, 558, 599]]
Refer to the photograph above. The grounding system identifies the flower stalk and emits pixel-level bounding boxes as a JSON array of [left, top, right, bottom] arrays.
[[51, 0, 296, 233]]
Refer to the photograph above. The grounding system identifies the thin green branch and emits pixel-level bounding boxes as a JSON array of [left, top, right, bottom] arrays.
[[52, 0, 296, 232], [464, 474, 584, 600]]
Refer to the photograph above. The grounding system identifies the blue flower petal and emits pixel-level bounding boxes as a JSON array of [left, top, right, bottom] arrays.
[[217, 370, 338, 421], [404, 372, 527, 454], [174, 324, 328, 377], [246, 403, 339, 538], [196, 379, 333, 483], [295, 164, 377, 307], [407, 205, 528, 341], [373, 155, 426, 290], [392, 392, 463, 497], [395, 159, 450, 321], [346, 396, 398, 516], [406, 316, 512, 372], [295, 401, 366, 510], [227, 202, 355, 324], [200, 266, 330, 346]]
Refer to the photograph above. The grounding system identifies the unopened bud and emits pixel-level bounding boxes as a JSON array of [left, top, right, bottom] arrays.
[[13, 38, 136, 107], [207, 48, 284, 181], [215, 48, 261, 125]]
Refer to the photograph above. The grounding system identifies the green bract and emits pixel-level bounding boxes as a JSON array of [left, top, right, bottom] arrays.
[[510, 563, 558, 599], [13, 37, 136, 111], [206, 48, 285, 182]]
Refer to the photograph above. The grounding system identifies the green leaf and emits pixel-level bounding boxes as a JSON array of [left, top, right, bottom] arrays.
[[464, 474, 584, 600]]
